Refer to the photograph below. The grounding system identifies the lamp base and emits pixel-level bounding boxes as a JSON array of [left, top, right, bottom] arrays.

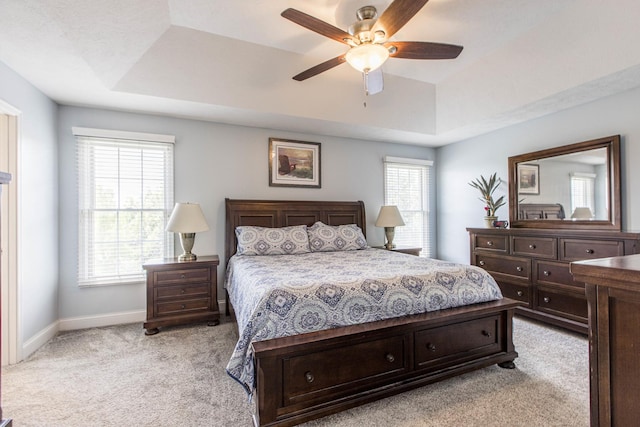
[[384, 227, 396, 250], [178, 252, 197, 262], [178, 233, 198, 262]]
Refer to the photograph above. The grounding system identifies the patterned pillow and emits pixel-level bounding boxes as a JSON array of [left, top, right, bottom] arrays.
[[235, 225, 311, 256], [307, 221, 367, 252]]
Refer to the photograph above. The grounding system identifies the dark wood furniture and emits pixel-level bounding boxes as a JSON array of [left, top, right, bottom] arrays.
[[468, 227, 640, 334], [518, 203, 565, 220], [143, 255, 219, 335], [373, 245, 422, 256], [571, 254, 640, 427], [0, 172, 12, 427], [226, 199, 519, 427]]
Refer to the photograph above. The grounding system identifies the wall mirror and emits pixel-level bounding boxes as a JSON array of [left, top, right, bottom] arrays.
[[508, 135, 621, 230]]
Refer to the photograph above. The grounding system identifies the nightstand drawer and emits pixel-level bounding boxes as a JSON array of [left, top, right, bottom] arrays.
[[156, 298, 211, 316], [154, 267, 210, 285], [156, 283, 210, 299]]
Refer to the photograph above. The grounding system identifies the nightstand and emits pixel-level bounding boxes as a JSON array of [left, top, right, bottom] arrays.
[[373, 246, 422, 256], [143, 255, 220, 335]]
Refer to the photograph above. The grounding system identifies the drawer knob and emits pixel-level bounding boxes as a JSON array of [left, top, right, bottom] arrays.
[[385, 353, 395, 363], [516, 290, 524, 297], [529, 244, 536, 249], [482, 330, 492, 337], [543, 297, 550, 303], [181, 274, 186, 279], [181, 289, 186, 294], [487, 241, 494, 247], [181, 304, 186, 309], [585, 249, 594, 254], [516, 266, 523, 272], [304, 371, 314, 383], [479, 260, 485, 266], [426, 343, 437, 352], [543, 271, 551, 277]]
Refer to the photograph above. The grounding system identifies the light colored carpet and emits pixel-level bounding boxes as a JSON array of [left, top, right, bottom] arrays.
[[3, 316, 589, 426]]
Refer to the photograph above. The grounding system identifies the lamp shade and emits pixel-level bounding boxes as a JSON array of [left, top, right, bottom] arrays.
[[166, 203, 209, 232], [375, 205, 405, 227], [571, 207, 594, 219], [345, 43, 389, 73]]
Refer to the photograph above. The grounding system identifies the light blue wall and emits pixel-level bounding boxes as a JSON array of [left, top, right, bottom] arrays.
[[436, 85, 640, 264], [57, 106, 435, 320], [0, 61, 59, 340]]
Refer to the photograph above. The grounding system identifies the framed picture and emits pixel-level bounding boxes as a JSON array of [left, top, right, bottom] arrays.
[[268, 138, 321, 188], [518, 163, 539, 195]]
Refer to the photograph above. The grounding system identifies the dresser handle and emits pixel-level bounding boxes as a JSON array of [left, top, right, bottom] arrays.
[[181, 274, 186, 279], [585, 249, 594, 254], [543, 297, 550, 303], [426, 343, 437, 352], [385, 353, 395, 363], [482, 330, 492, 337], [529, 244, 536, 249], [479, 260, 485, 266], [516, 266, 523, 272], [516, 290, 524, 297], [305, 371, 314, 383], [181, 304, 186, 309], [487, 241, 494, 246], [543, 271, 550, 276], [181, 289, 186, 294]]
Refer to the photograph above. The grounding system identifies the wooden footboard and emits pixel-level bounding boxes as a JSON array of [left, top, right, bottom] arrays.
[[251, 298, 520, 427]]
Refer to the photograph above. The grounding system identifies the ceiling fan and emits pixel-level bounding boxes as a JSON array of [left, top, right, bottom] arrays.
[[281, 0, 463, 95]]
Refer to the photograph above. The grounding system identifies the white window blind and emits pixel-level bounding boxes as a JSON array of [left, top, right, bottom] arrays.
[[383, 157, 434, 257], [570, 172, 596, 217], [75, 128, 174, 286]]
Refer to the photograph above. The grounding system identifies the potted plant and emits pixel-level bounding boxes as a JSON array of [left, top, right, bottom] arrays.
[[468, 172, 506, 228]]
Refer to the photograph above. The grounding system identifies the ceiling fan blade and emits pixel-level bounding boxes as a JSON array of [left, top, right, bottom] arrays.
[[386, 41, 463, 59], [282, 8, 352, 44], [373, 0, 429, 39], [364, 69, 384, 96], [292, 55, 347, 81]]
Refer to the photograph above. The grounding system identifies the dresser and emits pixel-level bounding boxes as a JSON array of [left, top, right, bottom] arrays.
[[143, 255, 220, 335], [467, 227, 640, 334], [571, 254, 640, 427]]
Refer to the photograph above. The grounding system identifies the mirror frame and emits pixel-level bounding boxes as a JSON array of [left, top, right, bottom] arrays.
[[508, 135, 621, 230]]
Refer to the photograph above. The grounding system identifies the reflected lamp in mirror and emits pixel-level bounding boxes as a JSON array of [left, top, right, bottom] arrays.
[[166, 202, 209, 261], [571, 207, 594, 220], [375, 206, 405, 249]]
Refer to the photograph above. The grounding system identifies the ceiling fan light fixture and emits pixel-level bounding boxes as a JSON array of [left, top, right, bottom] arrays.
[[345, 43, 389, 73]]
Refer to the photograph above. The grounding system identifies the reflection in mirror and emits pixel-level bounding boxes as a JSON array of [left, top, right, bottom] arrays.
[[508, 135, 621, 230], [517, 148, 608, 220]]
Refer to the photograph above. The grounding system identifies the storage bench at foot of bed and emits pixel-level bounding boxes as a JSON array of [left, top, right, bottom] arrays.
[[251, 298, 520, 427]]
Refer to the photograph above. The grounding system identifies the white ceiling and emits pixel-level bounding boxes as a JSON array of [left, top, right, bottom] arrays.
[[2, 0, 640, 147]]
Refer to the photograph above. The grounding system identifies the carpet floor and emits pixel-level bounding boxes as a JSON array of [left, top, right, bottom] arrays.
[[3, 316, 589, 426]]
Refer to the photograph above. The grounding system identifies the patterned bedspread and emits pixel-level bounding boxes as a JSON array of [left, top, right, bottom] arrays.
[[224, 248, 502, 394]]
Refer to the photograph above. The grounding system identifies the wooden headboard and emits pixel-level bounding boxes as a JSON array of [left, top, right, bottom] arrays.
[[225, 198, 366, 264]]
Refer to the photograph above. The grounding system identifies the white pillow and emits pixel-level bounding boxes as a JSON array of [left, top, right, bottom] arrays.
[[307, 221, 367, 252], [235, 225, 311, 255]]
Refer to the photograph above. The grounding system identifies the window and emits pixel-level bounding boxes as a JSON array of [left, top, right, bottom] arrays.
[[383, 156, 434, 257], [570, 172, 596, 218], [74, 127, 174, 286]]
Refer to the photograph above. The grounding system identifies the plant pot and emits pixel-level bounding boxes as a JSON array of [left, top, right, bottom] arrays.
[[484, 216, 498, 228]]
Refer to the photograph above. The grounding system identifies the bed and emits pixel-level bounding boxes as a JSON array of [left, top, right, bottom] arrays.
[[224, 198, 519, 427]]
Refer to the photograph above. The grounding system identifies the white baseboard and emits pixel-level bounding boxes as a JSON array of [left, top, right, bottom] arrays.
[[22, 320, 59, 361], [58, 309, 146, 331]]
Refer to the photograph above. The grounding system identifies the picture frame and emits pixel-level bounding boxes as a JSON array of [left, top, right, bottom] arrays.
[[269, 138, 321, 188], [518, 163, 540, 195]]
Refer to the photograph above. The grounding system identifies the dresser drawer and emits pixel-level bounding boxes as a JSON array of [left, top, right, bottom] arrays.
[[156, 283, 210, 299], [154, 267, 211, 285], [511, 236, 557, 259], [415, 315, 501, 369], [473, 234, 508, 252], [475, 253, 530, 281], [497, 281, 530, 307], [156, 298, 211, 316], [283, 334, 408, 405], [535, 261, 584, 289], [535, 287, 587, 322], [560, 239, 624, 261]]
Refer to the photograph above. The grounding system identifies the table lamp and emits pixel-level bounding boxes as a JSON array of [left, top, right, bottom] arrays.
[[375, 205, 405, 249], [571, 207, 594, 220], [166, 202, 209, 261]]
